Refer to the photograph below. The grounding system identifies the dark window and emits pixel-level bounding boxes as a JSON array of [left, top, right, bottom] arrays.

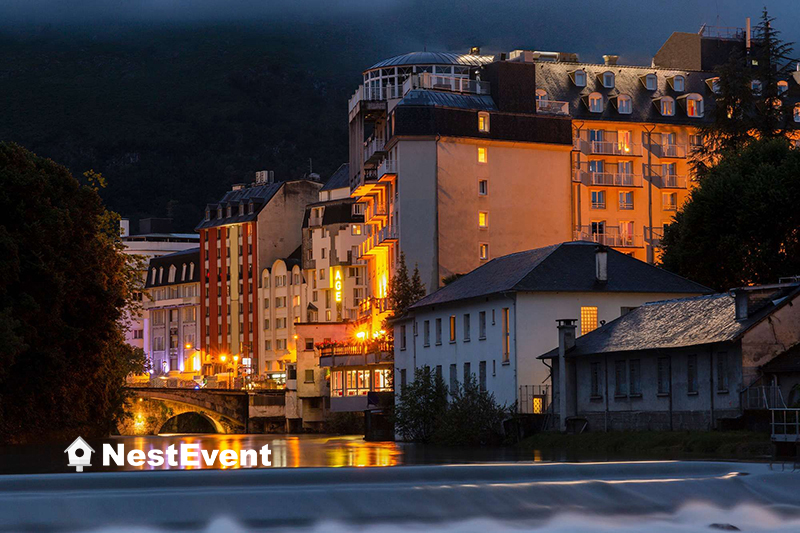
[[400, 325, 407, 350], [400, 369, 407, 390], [464, 362, 471, 384], [436, 365, 443, 381], [687, 355, 698, 394], [479, 361, 487, 392], [629, 359, 641, 396], [590, 362, 602, 398], [449, 364, 457, 393], [657, 357, 670, 394], [304, 370, 314, 383], [717, 352, 729, 392], [615, 360, 627, 396], [305, 338, 314, 351]]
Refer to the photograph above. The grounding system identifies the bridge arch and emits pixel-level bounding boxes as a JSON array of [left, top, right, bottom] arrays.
[[157, 411, 223, 435]]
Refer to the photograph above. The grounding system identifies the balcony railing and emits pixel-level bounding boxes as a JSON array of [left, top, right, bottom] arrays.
[[536, 99, 569, 116], [348, 84, 404, 113], [359, 296, 392, 317], [646, 166, 688, 189], [319, 340, 394, 358], [647, 143, 687, 159], [405, 73, 490, 96], [583, 171, 643, 187], [574, 137, 642, 156], [644, 226, 664, 247], [360, 225, 398, 257], [573, 226, 643, 248], [378, 159, 397, 179], [364, 137, 386, 164]]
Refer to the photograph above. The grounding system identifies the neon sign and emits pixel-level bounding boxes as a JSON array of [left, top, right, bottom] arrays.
[[332, 267, 343, 303]]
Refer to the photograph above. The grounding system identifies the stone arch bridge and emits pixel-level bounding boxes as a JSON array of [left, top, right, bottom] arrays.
[[118, 388, 286, 435]]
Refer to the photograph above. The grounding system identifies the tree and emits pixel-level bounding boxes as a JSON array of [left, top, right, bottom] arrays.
[[386, 252, 426, 317], [660, 138, 800, 291], [434, 374, 509, 446], [0, 143, 146, 444], [394, 366, 448, 442]]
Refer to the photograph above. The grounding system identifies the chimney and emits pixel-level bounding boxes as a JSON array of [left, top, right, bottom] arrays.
[[733, 289, 749, 321], [232, 183, 245, 191], [557, 319, 577, 353], [469, 46, 481, 56], [255, 170, 275, 185], [556, 318, 577, 431], [595, 246, 608, 282], [603, 54, 619, 66]]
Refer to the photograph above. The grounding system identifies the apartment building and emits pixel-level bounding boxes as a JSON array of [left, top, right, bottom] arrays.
[[143, 248, 201, 375], [196, 173, 321, 378]]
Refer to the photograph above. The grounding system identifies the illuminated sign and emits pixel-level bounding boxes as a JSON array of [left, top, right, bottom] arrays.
[[331, 267, 343, 303]]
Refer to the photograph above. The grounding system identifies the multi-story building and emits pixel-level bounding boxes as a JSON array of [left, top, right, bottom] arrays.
[[196, 172, 321, 378], [120, 218, 199, 360], [143, 248, 201, 375]]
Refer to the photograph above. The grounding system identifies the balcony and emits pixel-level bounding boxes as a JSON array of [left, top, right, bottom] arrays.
[[575, 170, 643, 188], [404, 73, 490, 96], [573, 226, 643, 248], [360, 225, 398, 257], [574, 136, 642, 157], [644, 226, 664, 247], [536, 99, 569, 116], [319, 340, 394, 368], [378, 159, 397, 181], [364, 136, 387, 166], [359, 296, 391, 318], [646, 167, 687, 189], [647, 142, 687, 159], [348, 84, 404, 114]]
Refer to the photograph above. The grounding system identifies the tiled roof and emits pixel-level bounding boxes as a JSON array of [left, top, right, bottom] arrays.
[[410, 242, 711, 310], [302, 198, 363, 228], [320, 163, 349, 192], [145, 248, 200, 288], [539, 285, 800, 359], [368, 52, 494, 70], [397, 89, 497, 111]]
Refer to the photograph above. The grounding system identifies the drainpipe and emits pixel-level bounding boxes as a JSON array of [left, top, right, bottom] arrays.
[[604, 353, 609, 432], [668, 354, 673, 431], [709, 346, 715, 430], [644, 124, 657, 264], [573, 122, 584, 232]]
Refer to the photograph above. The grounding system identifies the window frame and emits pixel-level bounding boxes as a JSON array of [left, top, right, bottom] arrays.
[[477, 111, 490, 133]]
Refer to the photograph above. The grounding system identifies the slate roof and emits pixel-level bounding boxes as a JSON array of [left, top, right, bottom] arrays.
[[761, 343, 800, 374], [397, 89, 497, 111], [302, 198, 363, 228], [320, 163, 350, 192], [368, 52, 494, 71], [410, 242, 711, 310], [145, 248, 200, 288], [539, 285, 800, 359], [195, 182, 283, 231]]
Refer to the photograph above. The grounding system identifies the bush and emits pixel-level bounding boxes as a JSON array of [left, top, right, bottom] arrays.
[[394, 366, 448, 442]]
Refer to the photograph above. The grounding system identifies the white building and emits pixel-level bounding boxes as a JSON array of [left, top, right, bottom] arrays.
[[394, 242, 710, 413]]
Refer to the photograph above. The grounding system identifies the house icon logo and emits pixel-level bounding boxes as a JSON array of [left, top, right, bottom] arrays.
[[64, 437, 95, 472]]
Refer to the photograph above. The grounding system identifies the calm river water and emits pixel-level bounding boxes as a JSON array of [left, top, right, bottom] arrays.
[[0, 434, 556, 474]]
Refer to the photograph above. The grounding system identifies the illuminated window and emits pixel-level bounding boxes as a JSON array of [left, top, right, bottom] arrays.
[[478, 179, 488, 195], [501, 308, 510, 362], [331, 371, 343, 397], [778, 80, 789, 95], [449, 315, 456, 342], [373, 369, 392, 392], [617, 94, 632, 114], [479, 243, 489, 261], [478, 112, 490, 133], [477, 147, 487, 163], [617, 130, 632, 153], [685, 94, 704, 117], [601, 71, 615, 88], [659, 97, 675, 116], [642, 73, 657, 91], [580, 306, 598, 335], [571, 69, 587, 87], [588, 92, 603, 113], [478, 211, 488, 228], [351, 224, 362, 235]]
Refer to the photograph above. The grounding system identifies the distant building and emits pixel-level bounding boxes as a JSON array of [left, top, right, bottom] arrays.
[[539, 280, 800, 431], [143, 248, 201, 375], [394, 242, 710, 414], [196, 173, 322, 378]]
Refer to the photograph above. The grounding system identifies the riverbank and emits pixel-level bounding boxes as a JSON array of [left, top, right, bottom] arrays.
[[519, 431, 773, 460]]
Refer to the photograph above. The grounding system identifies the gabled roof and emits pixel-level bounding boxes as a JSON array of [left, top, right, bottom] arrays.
[[320, 163, 350, 192], [302, 198, 363, 228], [761, 342, 800, 374], [539, 284, 800, 359], [410, 242, 711, 310], [64, 436, 95, 453]]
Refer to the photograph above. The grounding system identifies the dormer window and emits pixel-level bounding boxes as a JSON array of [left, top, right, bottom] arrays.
[[217, 208, 223, 219], [570, 69, 587, 87], [706, 77, 721, 94], [226, 206, 232, 218], [248, 201, 254, 214], [641, 73, 657, 91], [656, 96, 675, 116], [778, 80, 789, 95], [478, 111, 490, 133], [600, 71, 615, 89], [751, 80, 763, 95], [205, 209, 210, 221], [588, 92, 603, 113], [794, 104, 800, 123], [681, 94, 704, 118], [616, 94, 632, 114], [238, 203, 245, 216], [669, 75, 685, 92]]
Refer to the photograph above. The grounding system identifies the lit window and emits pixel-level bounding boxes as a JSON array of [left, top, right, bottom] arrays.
[[642, 73, 657, 91], [685, 94, 703, 117], [581, 306, 598, 335], [478, 112, 490, 133], [479, 243, 489, 260], [588, 92, 603, 113], [477, 147, 487, 163], [601, 71, 615, 89], [670, 75, 685, 92], [751, 79, 762, 95], [617, 130, 632, 153], [501, 307, 510, 362], [478, 179, 488, 195], [778, 80, 789, 95], [659, 97, 675, 116], [478, 211, 488, 228], [571, 69, 587, 87], [351, 224, 362, 235], [794, 104, 800, 123], [617, 94, 632, 114], [449, 315, 456, 342]]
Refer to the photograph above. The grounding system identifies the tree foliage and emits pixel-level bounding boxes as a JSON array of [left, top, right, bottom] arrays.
[[661, 138, 800, 291], [394, 366, 448, 443], [0, 143, 146, 444], [387, 252, 426, 318]]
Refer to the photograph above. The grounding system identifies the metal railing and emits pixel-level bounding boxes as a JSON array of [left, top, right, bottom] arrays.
[[519, 385, 550, 414], [698, 25, 745, 40], [583, 171, 642, 187], [364, 137, 386, 163], [360, 225, 397, 257], [378, 159, 397, 178], [405, 73, 490, 95], [574, 137, 641, 156], [573, 226, 642, 248], [319, 341, 394, 358], [653, 143, 687, 158], [536, 99, 569, 116], [644, 226, 664, 247], [771, 409, 800, 442], [742, 385, 786, 410]]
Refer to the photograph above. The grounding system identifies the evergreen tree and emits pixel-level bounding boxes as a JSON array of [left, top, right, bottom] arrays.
[[386, 252, 426, 317], [0, 143, 146, 444]]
